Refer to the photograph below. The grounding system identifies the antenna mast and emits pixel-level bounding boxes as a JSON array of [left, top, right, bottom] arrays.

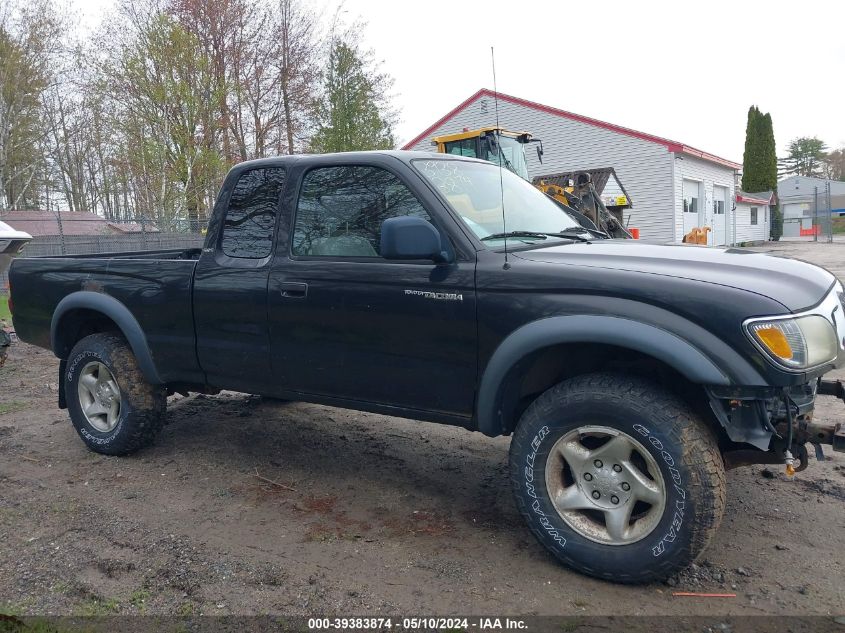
[[491, 47, 509, 268]]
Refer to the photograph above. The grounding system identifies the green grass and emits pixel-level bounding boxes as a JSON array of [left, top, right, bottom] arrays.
[[128, 589, 150, 613], [0, 401, 26, 415], [73, 597, 119, 616], [0, 295, 10, 323], [177, 601, 196, 617]]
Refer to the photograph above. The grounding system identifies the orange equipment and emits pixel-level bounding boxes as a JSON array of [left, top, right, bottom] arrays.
[[682, 226, 711, 245]]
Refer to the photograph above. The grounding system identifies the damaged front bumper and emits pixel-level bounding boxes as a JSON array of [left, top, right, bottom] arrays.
[[707, 379, 845, 470]]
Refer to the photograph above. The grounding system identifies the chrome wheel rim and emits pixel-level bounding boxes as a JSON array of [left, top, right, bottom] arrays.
[[545, 425, 666, 546], [77, 361, 122, 433]]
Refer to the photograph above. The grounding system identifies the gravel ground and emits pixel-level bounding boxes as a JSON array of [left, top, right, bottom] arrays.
[[1, 242, 844, 618]]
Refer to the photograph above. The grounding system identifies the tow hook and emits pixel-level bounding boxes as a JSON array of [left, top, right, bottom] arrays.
[[783, 389, 796, 477], [784, 450, 796, 477]]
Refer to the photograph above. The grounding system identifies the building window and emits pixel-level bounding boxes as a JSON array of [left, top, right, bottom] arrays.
[[221, 167, 286, 259], [292, 166, 432, 257], [713, 200, 725, 215], [683, 180, 700, 215], [751, 207, 758, 225]]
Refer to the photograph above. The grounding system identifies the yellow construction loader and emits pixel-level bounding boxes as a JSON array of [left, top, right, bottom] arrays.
[[432, 127, 633, 239]]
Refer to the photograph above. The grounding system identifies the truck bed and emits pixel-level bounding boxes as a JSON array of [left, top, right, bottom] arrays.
[[9, 249, 203, 383]]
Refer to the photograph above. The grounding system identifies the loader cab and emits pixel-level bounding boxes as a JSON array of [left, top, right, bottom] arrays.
[[432, 127, 535, 182]]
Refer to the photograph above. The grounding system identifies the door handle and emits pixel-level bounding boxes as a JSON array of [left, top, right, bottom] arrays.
[[279, 282, 308, 298]]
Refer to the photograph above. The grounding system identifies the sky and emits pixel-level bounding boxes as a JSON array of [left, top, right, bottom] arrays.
[[70, 0, 845, 164]]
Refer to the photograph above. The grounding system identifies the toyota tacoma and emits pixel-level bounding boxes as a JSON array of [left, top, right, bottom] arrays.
[[9, 151, 845, 583]]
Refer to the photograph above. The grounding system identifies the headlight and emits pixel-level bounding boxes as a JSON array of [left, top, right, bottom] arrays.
[[747, 315, 838, 370]]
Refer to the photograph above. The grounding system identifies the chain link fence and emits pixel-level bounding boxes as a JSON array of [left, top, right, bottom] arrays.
[[1, 232, 204, 294], [780, 183, 842, 242]]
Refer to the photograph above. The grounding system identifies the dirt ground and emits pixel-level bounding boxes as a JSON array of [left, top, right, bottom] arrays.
[[1, 242, 845, 618]]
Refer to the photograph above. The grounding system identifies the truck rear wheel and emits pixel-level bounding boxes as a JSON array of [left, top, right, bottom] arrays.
[[65, 333, 166, 456], [509, 372, 725, 583]]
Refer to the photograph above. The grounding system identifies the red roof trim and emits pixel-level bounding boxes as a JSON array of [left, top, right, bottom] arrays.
[[401, 88, 741, 170], [736, 194, 770, 205]]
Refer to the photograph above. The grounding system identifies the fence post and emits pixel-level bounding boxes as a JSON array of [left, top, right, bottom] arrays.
[[140, 213, 148, 250], [55, 209, 67, 255], [827, 182, 833, 243]]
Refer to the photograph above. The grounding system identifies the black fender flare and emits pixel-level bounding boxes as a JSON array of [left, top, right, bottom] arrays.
[[476, 315, 759, 437], [51, 291, 163, 384]]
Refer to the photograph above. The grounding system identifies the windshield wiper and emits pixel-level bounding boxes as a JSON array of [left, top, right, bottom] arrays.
[[539, 231, 593, 243], [561, 225, 609, 239], [499, 154, 518, 176], [481, 231, 548, 241]]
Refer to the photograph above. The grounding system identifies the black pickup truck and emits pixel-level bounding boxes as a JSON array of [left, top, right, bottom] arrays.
[[9, 151, 845, 583]]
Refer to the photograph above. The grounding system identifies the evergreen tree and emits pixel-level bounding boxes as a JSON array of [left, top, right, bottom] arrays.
[[741, 106, 777, 192], [741, 105, 780, 238], [759, 113, 777, 190], [778, 137, 828, 177], [741, 106, 762, 192], [310, 37, 396, 153]]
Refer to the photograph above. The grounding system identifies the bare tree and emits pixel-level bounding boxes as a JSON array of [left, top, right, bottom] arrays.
[[275, 0, 320, 154], [0, 0, 394, 233], [0, 0, 61, 211]]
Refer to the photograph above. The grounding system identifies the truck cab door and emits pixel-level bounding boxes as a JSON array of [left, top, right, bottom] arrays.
[[193, 166, 287, 392], [267, 156, 478, 418]]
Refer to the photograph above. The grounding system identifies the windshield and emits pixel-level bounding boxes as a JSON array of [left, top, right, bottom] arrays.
[[481, 135, 530, 181], [413, 158, 583, 244]]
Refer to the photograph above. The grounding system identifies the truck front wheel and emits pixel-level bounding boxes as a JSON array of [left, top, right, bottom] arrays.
[[65, 333, 166, 456], [509, 372, 726, 583]]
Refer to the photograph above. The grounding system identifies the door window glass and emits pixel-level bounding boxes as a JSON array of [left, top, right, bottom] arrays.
[[292, 166, 431, 257], [221, 168, 286, 259], [683, 180, 699, 215]]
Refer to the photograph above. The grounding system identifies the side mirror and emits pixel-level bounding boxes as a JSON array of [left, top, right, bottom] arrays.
[[380, 217, 451, 263]]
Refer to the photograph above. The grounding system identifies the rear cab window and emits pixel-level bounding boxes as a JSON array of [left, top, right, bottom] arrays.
[[220, 167, 286, 259]]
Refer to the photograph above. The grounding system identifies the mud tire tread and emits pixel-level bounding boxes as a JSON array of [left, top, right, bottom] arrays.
[[509, 371, 726, 583], [65, 333, 165, 456]]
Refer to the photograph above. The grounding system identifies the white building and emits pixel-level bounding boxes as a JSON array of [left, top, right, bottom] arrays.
[[403, 89, 743, 245], [734, 192, 772, 244]]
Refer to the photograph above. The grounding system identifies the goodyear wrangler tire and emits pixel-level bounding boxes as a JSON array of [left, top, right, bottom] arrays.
[[65, 333, 166, 456], [509, 372, 726, 583]]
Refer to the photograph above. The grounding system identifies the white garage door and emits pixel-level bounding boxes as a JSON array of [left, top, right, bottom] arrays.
[[713, 185, 728, 246]]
